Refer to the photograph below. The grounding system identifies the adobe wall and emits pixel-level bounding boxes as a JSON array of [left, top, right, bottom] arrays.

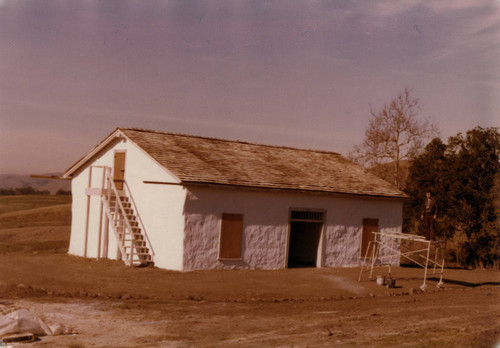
[[182, 186, 403, 271]]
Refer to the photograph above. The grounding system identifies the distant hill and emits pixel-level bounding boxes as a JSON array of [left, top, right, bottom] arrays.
[[0, 174, 71, 194]]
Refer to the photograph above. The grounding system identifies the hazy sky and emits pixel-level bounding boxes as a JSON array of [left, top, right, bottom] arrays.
[[1, 0, 499, 174]]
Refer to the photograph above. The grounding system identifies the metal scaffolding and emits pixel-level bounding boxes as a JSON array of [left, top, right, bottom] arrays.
[[358, 232, 445, 291]]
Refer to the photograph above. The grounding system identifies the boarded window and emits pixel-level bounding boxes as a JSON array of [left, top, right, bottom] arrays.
[[219, 214, 243, 259]]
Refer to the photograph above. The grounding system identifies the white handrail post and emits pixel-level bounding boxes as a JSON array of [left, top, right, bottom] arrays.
[[433, 243, 439, 273], [368, 236, 378, 280], [130, 227, 134, 265], [107, 168, 111, 203], [420, 241, 431, 291], [438, 256, 445, 287], [358, 240, 372, 282]]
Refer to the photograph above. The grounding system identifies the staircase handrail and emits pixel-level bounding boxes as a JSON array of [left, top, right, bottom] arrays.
[[104, 167, 138, 265], [123, 180, 155, 260], [101, 196, 130, 266]]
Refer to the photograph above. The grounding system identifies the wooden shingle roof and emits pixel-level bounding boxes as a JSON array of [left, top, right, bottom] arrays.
[[118, 128, 406, 198]]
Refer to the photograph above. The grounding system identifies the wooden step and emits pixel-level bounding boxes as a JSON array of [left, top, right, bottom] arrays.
[[117, 231, 144, 240], [109, 203, 132, 210], [116, 231, 142, 238], [109, 197, 130, 202], [108, 199, 131, 206], [118, 231, 144, 237], [124, 245, 147, 251], [124, 239, 146, 245], [115, 220, 138, 227], [125, 250, 150, 256], [109, 213, 136, 220], [124, 245, 149, 251], [122, 237, 146, 243], [115, 223, 139, 230], [117, 231, 144, 238], [125, 253, 152, 260], [130, 260, 154, 266], [120, 241, 146, 248], [109, 195, 129, 201], [110, 208, 134, 215], [114, 218, 139, 224], [119, 238, 145, 244]]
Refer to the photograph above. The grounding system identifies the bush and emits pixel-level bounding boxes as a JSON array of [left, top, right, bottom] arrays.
[[56, 189, 72, 195], [0, 187, 50, 195]]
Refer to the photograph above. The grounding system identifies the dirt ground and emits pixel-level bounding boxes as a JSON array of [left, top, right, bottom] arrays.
[[0, 199, 499, 347]]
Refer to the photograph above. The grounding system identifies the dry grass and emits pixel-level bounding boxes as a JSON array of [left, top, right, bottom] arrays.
[[0, 204, 71, 229], [0, 194, 71, 252], [0, 194, 71, 214]]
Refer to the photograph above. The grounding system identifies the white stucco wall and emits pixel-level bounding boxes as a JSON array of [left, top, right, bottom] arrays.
[[68, 136, 186, 270], [182, 186, 403, 271]]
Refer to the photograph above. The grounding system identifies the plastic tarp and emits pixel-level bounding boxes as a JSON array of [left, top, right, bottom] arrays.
[[0, 309, 52, 337]]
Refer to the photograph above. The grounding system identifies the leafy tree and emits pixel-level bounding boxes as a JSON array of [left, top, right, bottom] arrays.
[[350, 88, 438, 189], [403, 138, 449, 237], [446, 127, 499, 266], [404, 127, 500, 267]]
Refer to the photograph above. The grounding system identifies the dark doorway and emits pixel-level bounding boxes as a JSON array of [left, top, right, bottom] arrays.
[[287, 210, 324, 268]]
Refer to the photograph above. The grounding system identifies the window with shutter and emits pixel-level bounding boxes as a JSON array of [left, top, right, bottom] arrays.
[[218, 213, 243, 260]]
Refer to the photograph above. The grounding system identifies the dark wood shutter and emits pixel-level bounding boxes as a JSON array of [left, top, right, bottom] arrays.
[[219, 214, 243, 259], [361, 218, 378, 258]]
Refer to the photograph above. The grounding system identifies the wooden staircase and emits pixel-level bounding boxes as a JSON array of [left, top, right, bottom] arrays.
[[102, 168, 154, 266]]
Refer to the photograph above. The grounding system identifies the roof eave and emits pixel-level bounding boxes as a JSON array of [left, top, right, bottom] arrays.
[[181, 180, 408, 200], [62, 128, 124, 178]]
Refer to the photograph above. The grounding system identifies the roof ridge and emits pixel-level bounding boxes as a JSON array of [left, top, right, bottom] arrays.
[[119, 127, 341, 156]]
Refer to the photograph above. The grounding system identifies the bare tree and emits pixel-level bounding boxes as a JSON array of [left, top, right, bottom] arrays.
[[350, 88, 439, 189]]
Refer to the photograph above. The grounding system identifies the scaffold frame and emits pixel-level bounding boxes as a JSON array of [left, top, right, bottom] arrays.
[[358, 232, 445, 290]]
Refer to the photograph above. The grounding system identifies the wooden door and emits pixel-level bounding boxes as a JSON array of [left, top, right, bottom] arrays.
[[361, 218, 378, 258], [113, 152, 126, 190]]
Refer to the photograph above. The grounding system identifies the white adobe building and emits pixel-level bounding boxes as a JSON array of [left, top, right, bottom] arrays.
[[62, 128, 406, 271]]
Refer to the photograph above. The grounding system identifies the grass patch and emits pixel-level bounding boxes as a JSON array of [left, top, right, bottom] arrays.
[[0, 204, 71, 228], [26, 240, 69, 251], [0, 240, 68, 254], [0, 244, 24, 253], [0, 195, 72, 214]]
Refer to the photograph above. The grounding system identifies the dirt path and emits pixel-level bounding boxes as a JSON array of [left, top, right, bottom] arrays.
[[2, 285, 498, 348]]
